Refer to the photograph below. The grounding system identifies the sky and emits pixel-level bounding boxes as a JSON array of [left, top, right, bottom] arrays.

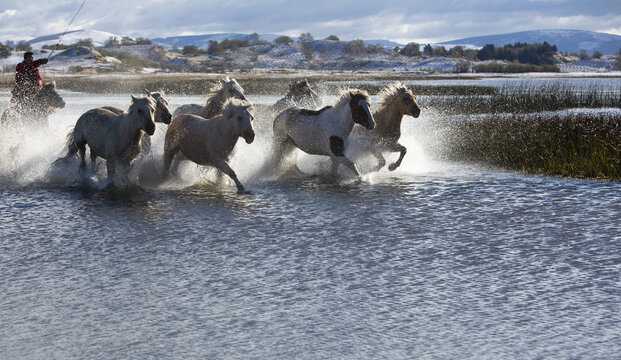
[[1, 0, 620, 43]]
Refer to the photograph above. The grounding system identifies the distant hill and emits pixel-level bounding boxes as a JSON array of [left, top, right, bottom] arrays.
[[440, 29, 621, 55], [151, 33, 289, 50], [24, 29, 122, 49]]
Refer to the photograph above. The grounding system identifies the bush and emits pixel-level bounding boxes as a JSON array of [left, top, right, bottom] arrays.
[[400, 42, 420, 57], [0, 42, 12, 59], [274, 36, 294, 45], [346, 40, 365, 54], [15, 42, 32, 52]]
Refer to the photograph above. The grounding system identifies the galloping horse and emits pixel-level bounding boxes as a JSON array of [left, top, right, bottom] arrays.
[[270, 89, 374, 178], [350, 83, 421, 172], [163, 98, 255, 193], [97, 90, 172, 157], [271, 79, 322, 113], [172, 77, 248, 119], [1, 82, 65, 128], [57, 96, 156, 183]]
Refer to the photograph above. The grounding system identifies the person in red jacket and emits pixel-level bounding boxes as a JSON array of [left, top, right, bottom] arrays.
[[11, 51, 48, 102]]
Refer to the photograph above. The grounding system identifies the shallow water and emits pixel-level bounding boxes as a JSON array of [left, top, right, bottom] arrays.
[[1, 90, 620, 359]]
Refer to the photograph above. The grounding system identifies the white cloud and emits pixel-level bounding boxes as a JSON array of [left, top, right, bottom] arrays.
[[0, 9, 17, 19], [0, 1, 619, 42]]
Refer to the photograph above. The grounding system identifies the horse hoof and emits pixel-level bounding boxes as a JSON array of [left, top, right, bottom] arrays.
[[388, 164, 398, 171], [237, 188, 252, 195]]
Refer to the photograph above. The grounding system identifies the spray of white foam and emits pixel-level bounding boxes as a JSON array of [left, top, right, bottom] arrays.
[[0, 92, 447, 191]]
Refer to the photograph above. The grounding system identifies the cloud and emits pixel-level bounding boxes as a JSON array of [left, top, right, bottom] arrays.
[[0, 9, 17, 19], [0, 0, 619, 42]]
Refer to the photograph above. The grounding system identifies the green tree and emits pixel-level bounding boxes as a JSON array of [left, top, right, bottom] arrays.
[[432, 46, 447, 56], [0, 42, 12, 59], [299, 33, 314, 43], [274, 36, 294, 45], [346, 39, 365, 54], [615, 49, 621, 70], [208, 40, 223, 55], [121, 36, 136, 46], [579, 49, 589, 60], [592, 50, 603, 59], [450, 45, 464, 57], [135, 37, 152, 45], [423, 44, 433, 56], [74, 38, 93, 47], [105, 37, 120, 48], [15, 42, 32, 52], [325, 35, 340, 41], [400, 42, 420, 57], [182, 45, 202, 55]]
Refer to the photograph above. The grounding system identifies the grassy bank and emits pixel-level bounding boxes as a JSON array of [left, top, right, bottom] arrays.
[[419, 111, 621, 181], [0, 73, 493, 96], [423, 83, 621, 115]]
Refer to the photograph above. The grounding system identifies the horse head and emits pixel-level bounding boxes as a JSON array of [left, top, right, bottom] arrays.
[[130, 95, 156, 135], [222, 98, 255, 144], [399, 87, 421, 118], [289, 79, 321, 109], [146, 90, 172, 124], [348, 90, 375, 130], [220, 77, 248, 102], [38, 82, 66, 109]]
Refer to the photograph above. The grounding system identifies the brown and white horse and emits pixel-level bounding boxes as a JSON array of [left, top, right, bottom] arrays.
[[269, 89, 374, 178]]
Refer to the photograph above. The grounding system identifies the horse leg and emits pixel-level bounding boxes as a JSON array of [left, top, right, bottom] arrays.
[[162, 146, 178, 176], [213, 160, 246, 193], [388, 143, 407, 171], [371, 147, 387, 172], [329, 159, 340, 175], [106, 160, 116, 183], [78, 144, 87, 178], [332, 155, 361, 178]]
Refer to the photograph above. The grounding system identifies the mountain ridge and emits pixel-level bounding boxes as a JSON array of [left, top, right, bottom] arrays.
[[440, 29, 621, 54]]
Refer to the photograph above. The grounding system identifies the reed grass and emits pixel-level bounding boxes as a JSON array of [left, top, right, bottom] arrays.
[[420, 111, 621, 180], [423, 83, 621, 115]]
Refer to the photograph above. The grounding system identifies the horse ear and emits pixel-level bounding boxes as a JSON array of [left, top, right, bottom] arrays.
[[145, 89, 152, 96], [131, 95, 137, 103]]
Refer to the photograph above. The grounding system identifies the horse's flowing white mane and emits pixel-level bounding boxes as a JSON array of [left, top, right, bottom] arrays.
[[334, 89, 370, 108], [222, 98, 252, 119], [377, 82, 412, 108]]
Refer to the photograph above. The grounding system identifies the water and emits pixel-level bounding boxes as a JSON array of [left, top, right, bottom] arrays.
[[1, 90, 620, 359]]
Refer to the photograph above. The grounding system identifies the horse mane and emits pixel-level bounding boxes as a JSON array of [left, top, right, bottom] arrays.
[[334, 89, 370, 108], [299, 106, 332, 116], [221, 98, 252, 119], [377, 82, 411, 108], [127, 96, 156, 117]]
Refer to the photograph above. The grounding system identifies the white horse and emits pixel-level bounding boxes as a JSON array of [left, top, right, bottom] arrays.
[[270, 89, 375, 178], [57, 96, 156, 183], [350, 83, 421, 172], [172, 77, 248, 119], [98, 90, 172, 157], [163, 98, 255, 193]]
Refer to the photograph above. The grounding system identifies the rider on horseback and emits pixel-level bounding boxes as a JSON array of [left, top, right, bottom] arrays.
[[11, 52, 48, 106]]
